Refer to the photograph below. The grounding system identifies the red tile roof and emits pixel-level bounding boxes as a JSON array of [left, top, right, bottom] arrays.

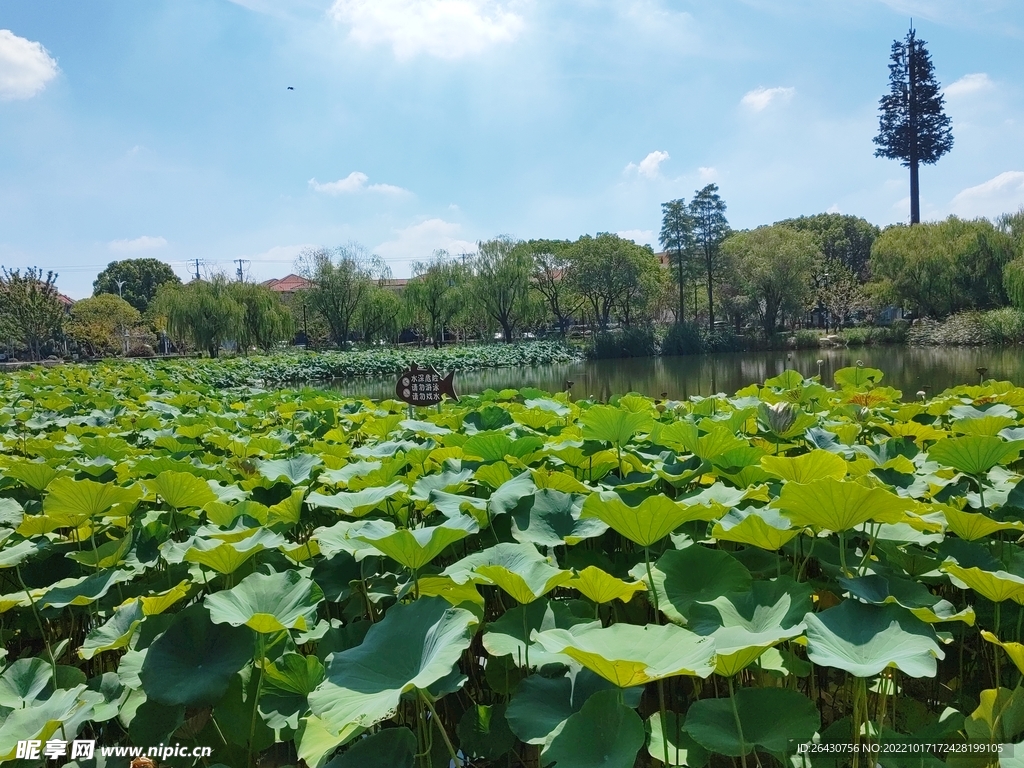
[[262, 274, 310, 293]]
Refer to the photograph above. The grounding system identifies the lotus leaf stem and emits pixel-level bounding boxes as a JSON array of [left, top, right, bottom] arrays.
[[727, 676, 748, 768], [420, 691, 462, 767]]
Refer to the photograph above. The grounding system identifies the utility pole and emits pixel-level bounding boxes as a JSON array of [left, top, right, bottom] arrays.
[[114, 279, 126, 300], [191, 259, 202, 281], [235, 259, 250, 283]]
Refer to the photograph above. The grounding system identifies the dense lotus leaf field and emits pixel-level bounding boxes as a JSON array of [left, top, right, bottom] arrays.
[[4, 363, 1024, 767], [170, 341, 582, 388]]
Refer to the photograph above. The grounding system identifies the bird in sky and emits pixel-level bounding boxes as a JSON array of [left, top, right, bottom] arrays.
[[287, 86, 294, 90]]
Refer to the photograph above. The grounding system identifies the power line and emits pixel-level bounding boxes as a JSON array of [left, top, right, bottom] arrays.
[[235, 258, 250, 282]]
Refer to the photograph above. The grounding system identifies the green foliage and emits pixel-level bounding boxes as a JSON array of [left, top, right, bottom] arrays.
[[870, 217, 1014, 317], [662, 321, 703, 356], [472, 237, 538, 342], [570, 234, 667, 330], [67, 294, 143, 357], [4, 363, 1024, 765], [93, 258, 181, 314], [776, 213, 879, 280], [153, 275, 245, 357], [0, 267, 65, 360], [298, 246, 385, 346], [588, 327, 658, 359]]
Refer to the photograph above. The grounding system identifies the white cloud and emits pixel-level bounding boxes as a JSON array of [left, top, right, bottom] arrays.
[[697, 166, 718, 182], [617, 229, 655, 245], [374, 219, 477, 272], [827, 203, 842, 214], [625, 150, 670, 179], [0, 30, 59, 100], [944, 73, 995, 98], [740, 86, 795, 112], [950, 172, 1024, 218], [109, 236, 168, 253], [308, 172, 410, 195], [328, 0, 524, 61]]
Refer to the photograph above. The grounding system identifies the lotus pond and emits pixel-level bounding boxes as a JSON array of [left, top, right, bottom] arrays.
[[4, 363, 1024, 767]]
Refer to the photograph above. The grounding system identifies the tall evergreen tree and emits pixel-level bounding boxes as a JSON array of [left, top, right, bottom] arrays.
[[659, 199, 694, 322], [689, 185, 730, 332], [873, 27, 953, 225]]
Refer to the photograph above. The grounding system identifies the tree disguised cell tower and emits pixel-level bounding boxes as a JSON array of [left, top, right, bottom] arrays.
[[873, 27, 954, 224]]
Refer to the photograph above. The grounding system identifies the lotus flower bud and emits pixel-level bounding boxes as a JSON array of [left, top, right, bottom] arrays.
[[759, 401, 797, 434]]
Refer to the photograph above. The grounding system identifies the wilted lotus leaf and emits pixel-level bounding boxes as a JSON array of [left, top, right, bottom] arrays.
[[566, 566, 647, 604], [804, 601, 944, 678], [532, 622, 716, 686], [581, 491, 717, 548], [309, 597, 476, 732], [206, 569, 324, 633], [688, 578, 811, 676], [775, 477, 913, 532], [839, 573, 974, 625]]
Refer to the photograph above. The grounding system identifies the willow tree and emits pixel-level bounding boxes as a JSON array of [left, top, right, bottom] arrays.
[[404, 253, 464, 343], [472, 237, 536, 343], [153, 276, 243, 358], [874, 28, 953, 225], [298, 245, 381, 347], [230, 282, 294, 353]]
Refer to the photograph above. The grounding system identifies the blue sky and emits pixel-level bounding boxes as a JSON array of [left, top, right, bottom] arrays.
[[1, 0, 1023, 298]]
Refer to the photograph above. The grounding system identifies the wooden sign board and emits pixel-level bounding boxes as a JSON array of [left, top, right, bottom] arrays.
[[395, 364, 458, 406]]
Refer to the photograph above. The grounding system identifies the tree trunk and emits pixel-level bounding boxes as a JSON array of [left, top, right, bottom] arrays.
[[908, 35, 920, 225], [501, 322, 513, 343], [706, 277, 715, 333], [676, 248, 685, 321], [909, 158, 920, 224]]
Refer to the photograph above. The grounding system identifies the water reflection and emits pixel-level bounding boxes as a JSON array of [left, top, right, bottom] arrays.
[[322, 346, 1024, 401]]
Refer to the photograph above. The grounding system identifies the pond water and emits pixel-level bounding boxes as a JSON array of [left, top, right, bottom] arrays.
[[323, 346, 1024, 401]]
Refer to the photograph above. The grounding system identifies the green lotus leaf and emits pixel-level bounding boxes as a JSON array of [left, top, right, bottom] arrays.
[[505, 667, 643, 745], [803, 601, 945, 678], [324, 727, 416, 768], [964, 687, 1024, 744], [462, 432, 544, 462], [267, 486, 307, 527], [458, 703, 516, 761], [260, 653, 326, 730], [306, 481, 407, 517], [646, 711, 709, 767], [138, 580, 191, 615], [712, 506, 799, 550], [567, 566, 647, 604], [320, 460, 382, 488], [761, 449, 847, 483], [79, 599, 145, 659], [38, 568, 134, 608], [66, 533, 133, 568], [355, 517, 476, 571], [144, 470, 217, 509], [444, 542, 573, 604], [313, 519, 387, 561], [532, 622, 716, 686], [688, 578, 811, 676], [511, 489, 608, 547], [428, 490, 487, 520], [581, 491, 718, 548], [296, 716, 363, 768], [580, 405, 654, 448], [178, 528, 287, 573], [928, 435, 1023, 476], [0, 657, 52, 707], [775, 477, 913, 532], [0, 687, 95, 762], [309, 597, 476, 732], [205, 569, 324, 633], [4, 461, 59, 492], [42, 476, 141, 525], [483, 598, 599, 667], [952, 414, 1017, 436], [0, 538, 46, 568], [0, 498, 23, 527], [684, 687, 820, 757], [646, 546, 752, 625], [257, 454, 323, 485], [487, 471, 538, 516], [540, 689, 644, 768], [139, 603, 255, 707], [410, 467, 474, 501], [834, 365, 884, 388], [942, 560, 1024, 604], [839, 573, 975, 624], [416, 576, 485, 613], [941, 505, 1024, 541], [981, 631, 1024, 676]]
